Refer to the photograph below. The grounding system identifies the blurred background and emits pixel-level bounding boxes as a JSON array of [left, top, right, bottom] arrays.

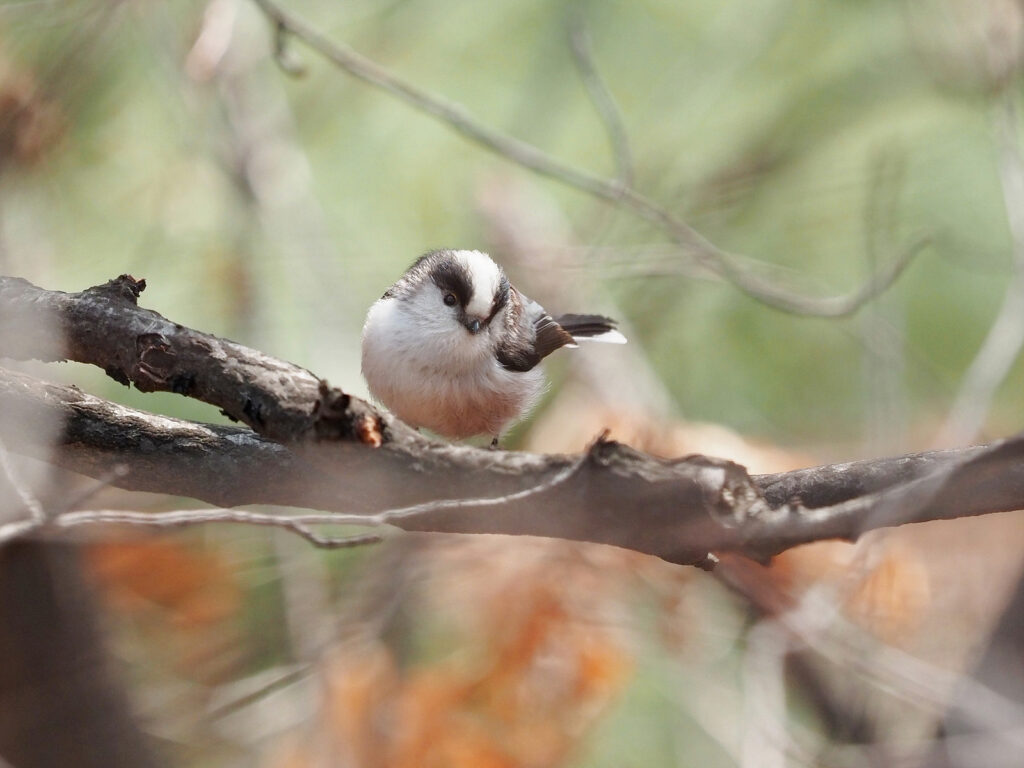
[[1, 0, 1023, 766]]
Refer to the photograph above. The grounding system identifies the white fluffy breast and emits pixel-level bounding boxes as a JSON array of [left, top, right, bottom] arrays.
[[361, 294, 544, 438]]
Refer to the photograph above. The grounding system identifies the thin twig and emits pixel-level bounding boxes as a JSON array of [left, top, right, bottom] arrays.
[[936, 93, 1024, 446], [0, 457, 132, 545], [861, 149, 910, 455], [728, 234, 931, 318], [14, 452, 590, 550], [60, 464, 132, 511], [365, 449, 589, 524], [787, 590, 1024, 741], [52, 508, 384, 549], [272, 19, 307, 76], [248, 0, 927, 318], [567, 15, 633, 189], [720, 564, 1024, 750], [0, 435, 46, 524], [47, 450, 588, 535], [0, 518, 40, 546]]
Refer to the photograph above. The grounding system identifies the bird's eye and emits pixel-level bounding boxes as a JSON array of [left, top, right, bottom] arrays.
[[443, 292, 458, 307]]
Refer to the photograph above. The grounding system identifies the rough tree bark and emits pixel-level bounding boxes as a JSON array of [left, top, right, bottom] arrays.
[[0, 274, 1022, 568]]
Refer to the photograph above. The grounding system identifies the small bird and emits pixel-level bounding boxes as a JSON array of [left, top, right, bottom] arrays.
[[361, 249, 626, 444]]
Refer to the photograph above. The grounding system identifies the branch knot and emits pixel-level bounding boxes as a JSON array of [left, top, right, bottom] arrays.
[[312, 380, 384, 446], [93, 274, 146, 304]]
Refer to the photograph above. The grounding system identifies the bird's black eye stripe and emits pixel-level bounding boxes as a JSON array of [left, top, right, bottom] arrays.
[[443, 292, 457, 306], [430, 261, 473, 308]]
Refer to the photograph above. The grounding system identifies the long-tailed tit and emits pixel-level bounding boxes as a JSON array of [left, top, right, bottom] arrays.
[[361, 249, 626, 444]]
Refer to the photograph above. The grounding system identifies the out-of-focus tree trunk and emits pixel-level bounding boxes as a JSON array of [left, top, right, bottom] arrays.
[[924, 570, 1024, 768], [0, 540, 162, 768]]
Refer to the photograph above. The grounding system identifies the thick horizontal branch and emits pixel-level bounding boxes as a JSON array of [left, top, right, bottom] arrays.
[[0, 365, 736, 564], [1, 275, 1021, 566], [0, 275, 383, 443], [1, 366, 1022, 565]]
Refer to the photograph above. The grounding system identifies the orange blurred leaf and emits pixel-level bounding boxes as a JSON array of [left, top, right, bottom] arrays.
[[85, 537, 240, 628]]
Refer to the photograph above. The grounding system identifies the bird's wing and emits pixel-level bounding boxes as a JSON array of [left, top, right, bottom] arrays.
[[496, 292, 624, 371], [531, 305, 577, 359], [495, 292, 573, 372]]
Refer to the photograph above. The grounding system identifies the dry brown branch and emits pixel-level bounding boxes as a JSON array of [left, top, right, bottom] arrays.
[[0, 273, 379, 443], [1, 274, 1022, 567]]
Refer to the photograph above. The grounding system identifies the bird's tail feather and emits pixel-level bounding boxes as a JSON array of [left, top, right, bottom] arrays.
[[555, 314, 627, 344]]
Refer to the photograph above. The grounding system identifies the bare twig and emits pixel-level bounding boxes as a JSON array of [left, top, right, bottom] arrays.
[[936, 93, 1024, 446], [49, 448, 587, 533], [567, 15, 633, 189], [59, 465, 131, 510], [272, 18, 307, 77], [53, 508, 383, 550], [362, 449, 589, 524], [2, 361, 1023, 565], [742, 615, 791, 768], [0, 274, 384, 444], [737, 234, 930, 318], [780, 590, 1024, 741], [248, 0, 927, 318], [0, 448, 598, 567], [185, 0, 239, 81], [0, 456, 133, 546], [719, 561, 1024, 757], [0, 435, 45, 524], [36, 451, 583, 548], [861, 149, 910, 456], [2, 276, 1023, 564], [0, 517, 40, 547]]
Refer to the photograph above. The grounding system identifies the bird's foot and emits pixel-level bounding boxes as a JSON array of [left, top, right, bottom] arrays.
[[489, 436, 500, 450]]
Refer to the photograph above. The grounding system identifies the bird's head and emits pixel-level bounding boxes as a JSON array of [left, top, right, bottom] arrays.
[[398, 249, 510, 338]]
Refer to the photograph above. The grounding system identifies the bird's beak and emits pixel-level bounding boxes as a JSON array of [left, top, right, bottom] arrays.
[[464, 317, 483, 334]]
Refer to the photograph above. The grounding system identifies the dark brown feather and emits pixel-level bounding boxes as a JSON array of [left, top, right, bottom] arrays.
[[533, 314, 576, 358], [553, 313, 618, 338]]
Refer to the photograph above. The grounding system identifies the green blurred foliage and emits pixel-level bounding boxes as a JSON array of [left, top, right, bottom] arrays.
[[4, 2, 1023, 766], [2, 0, 1022, 454]]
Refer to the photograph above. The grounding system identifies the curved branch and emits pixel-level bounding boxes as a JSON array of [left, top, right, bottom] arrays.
[[52, 508, 383, 550], [1, 366, 1022, 566], [937, 94, 1024, 445], [0, 274, 384, 444], [1, 274, 1020, 567], [567, 16, 633, 189], [249, 0, 927, 318]]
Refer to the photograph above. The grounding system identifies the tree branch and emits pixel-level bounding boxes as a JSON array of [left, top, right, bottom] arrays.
[[49, 508, 383, 550], [1, 275, 1021, 566], [567, 15, 634, 190], [0, 274, 383, 444], [249, 0, 928, 318], [937, 93, 1024, 446]]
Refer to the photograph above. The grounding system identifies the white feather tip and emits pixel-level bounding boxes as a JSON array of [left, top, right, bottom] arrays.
[[575, 329, 627, 345]]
